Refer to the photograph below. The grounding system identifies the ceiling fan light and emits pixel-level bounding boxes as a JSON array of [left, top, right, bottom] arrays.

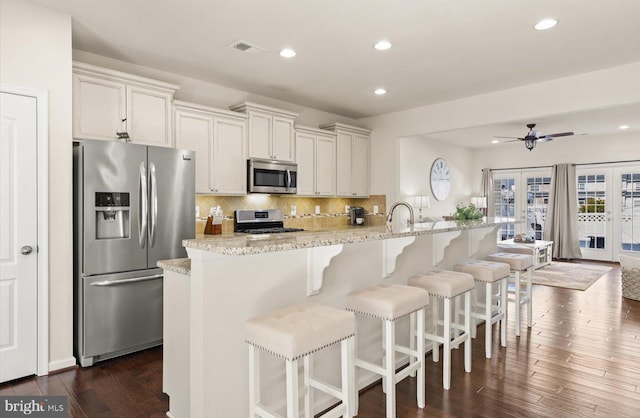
[[524, 138, 536, 151]]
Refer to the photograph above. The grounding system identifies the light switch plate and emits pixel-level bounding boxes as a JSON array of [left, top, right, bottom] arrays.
[[315, 205, 320, 215], [291, 205, 296, 216], [373, 205, 379, 214]]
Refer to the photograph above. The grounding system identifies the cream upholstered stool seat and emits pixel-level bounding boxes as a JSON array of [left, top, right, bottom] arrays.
[[486, 252, 534, 337], [453, 260, 510, 359], [246, 303, 356, 418], [497, 242, 532, 255], [408, 271, 475, 390], [347, 284, 429, 418]]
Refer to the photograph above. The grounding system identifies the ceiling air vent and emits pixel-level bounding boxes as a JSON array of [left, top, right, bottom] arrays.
[[228, 40, 265, 54]]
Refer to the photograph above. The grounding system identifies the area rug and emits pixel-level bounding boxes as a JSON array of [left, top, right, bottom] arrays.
[[531, 262, 612, 291]]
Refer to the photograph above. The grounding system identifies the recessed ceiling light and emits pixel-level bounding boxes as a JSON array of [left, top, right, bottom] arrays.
[[374, 40, 392, 50], [619, 125, 630, 130], [374, 88, 387, 95], [534, 18, 558, 30], [279, 48, 296, 58], [491, 139, 500, 144]]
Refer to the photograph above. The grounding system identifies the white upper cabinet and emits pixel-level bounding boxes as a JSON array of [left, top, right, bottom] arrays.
[[174, 101, 247, 195], [230, 102, 298, 162], [320, 123, 371, 197], [73, 62, 178, 147], [295, 126, 336, 197]]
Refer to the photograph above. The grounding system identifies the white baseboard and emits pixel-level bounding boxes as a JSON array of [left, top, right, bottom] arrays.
[[48, 356, 77, 372]]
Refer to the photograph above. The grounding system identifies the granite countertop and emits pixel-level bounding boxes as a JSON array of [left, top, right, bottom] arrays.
[[158, 258, 191, 275], [182, 217, 517, 256]]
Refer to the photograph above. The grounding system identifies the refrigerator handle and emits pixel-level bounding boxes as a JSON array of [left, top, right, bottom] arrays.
[[138, 162, 148, 248], [149, 162, 158, 247]]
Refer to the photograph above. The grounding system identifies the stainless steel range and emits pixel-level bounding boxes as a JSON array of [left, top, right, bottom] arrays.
[[234, 209, 304, 234]]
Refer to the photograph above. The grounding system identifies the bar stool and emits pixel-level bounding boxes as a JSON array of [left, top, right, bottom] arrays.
[[347, 284, 429, 418], [453, 260, 510, 359], [486, 252, 534, 336], [408, 270, 475, 389], [245, 303, 356, 418]]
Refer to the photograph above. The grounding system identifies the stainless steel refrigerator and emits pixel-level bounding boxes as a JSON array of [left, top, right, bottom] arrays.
[[73, 139, 195, 367]]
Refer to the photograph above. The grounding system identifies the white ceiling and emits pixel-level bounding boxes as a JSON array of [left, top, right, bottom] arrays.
[[27, 0, 640, 144]]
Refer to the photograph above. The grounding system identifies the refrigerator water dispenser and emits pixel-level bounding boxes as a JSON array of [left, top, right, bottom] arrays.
[[95, 192, 130, 239]]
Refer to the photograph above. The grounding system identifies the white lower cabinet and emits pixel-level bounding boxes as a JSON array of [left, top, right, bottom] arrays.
[[295, 126, 336, 196], [174, 101, 247, 195], [320, 123, 371, 197], [73, 62, 178, 146]]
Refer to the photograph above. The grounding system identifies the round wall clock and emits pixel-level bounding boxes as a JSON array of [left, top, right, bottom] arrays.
[[430, 158, 451, 201]]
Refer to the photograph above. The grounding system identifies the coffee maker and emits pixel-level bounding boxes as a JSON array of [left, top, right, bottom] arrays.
[[349, 206, 365, 225]]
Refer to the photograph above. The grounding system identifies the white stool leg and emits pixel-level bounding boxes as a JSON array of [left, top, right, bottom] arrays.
[[470, 287, 478, 339], [384, 320, 396, 418], [443, 297, 451, 390], [485, 281, 492, 359], [248, 345, 259, 417], [453, 296, 461, 345], [464, 291, 472, 373], [515, 270, 522, 337], [500, 278, 508, 348], [409, 312, 416, 378], [286, 359, 299, 418], [341, 337, 354, 418], [527, 267, 533, 328], [351, 329, 359, 417], [381, 321, 387, 394], [416, 308, 425, 409], [304, 354, 313, 418], [432, 296, 440, 362]]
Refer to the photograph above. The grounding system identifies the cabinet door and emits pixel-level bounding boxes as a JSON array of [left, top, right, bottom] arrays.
[[353, 134, 370, 197], [73, 73, 126, 141], [315, 135, 336, 196], [336, 132, 353, 196], [174, 109, 212, 194], [247, 113, 271, 159], [295, 132, 316, 196], [212, 117, 246, 195], [127, 85, 173, 147], [272, 116, 295, 161]]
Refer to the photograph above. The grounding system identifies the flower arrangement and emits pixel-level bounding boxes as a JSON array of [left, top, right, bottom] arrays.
[[452, 203, 483, 220]]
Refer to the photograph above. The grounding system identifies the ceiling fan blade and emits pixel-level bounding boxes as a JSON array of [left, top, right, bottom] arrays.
[[540, 131, 574, 139], [493, 136, 524, 140]]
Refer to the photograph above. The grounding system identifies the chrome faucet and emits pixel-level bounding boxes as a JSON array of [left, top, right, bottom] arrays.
[[386, 201, 415, 225]]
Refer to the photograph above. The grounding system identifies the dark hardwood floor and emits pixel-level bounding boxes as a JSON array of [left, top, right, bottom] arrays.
[[2, 261, 638, 417]]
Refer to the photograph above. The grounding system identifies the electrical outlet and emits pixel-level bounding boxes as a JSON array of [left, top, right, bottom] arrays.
[[373, 205, 379, 214], [291, 205, 297, 216], [315, 205, 320, 215], [345, 205, 350, 213]]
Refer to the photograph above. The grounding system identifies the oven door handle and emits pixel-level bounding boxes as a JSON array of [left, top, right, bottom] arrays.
[[90, 274, 163, 287]]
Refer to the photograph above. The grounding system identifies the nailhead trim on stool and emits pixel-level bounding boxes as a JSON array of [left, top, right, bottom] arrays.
[[347, 284, 429, 418], [246, 303, 356, 418], [408, 271, 475, 389], [486, 252, 534, 337], [453, 260, 510, 359]]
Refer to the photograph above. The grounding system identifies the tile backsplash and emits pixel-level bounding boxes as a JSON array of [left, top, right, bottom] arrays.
[[195, 194, 387, 234]]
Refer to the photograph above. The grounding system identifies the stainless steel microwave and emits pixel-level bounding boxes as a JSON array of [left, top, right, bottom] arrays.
[[247, 159, 297, 194]]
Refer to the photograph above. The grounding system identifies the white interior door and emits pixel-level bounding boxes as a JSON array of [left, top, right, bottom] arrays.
[[576, 167, 613, 261], [612, 166, 640, 261], [0, 92, 38, 382]]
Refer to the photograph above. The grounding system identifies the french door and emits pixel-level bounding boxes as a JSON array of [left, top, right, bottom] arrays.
[[577, 164, 640, 261], [493, 169, 552, 241]]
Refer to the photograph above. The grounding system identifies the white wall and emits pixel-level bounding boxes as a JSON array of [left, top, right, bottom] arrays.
[[73, 50, 359, 128], [0, 0, 73, 369], [398, 137, 474, 219], [361, 62, 640, 202], [471, 131, 639, 189]]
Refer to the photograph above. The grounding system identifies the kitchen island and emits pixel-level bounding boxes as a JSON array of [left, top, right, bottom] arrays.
[[159, 218, 515, 418]]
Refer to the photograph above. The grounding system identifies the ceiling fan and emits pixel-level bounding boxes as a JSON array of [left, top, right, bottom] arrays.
[[495, 123, 574, 151]]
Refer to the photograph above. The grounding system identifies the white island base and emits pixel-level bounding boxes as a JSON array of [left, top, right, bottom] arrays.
[[162, 220, 511, 417]]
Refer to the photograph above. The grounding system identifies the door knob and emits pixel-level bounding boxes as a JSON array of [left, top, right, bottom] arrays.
[[20, 245, 33, 255]]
